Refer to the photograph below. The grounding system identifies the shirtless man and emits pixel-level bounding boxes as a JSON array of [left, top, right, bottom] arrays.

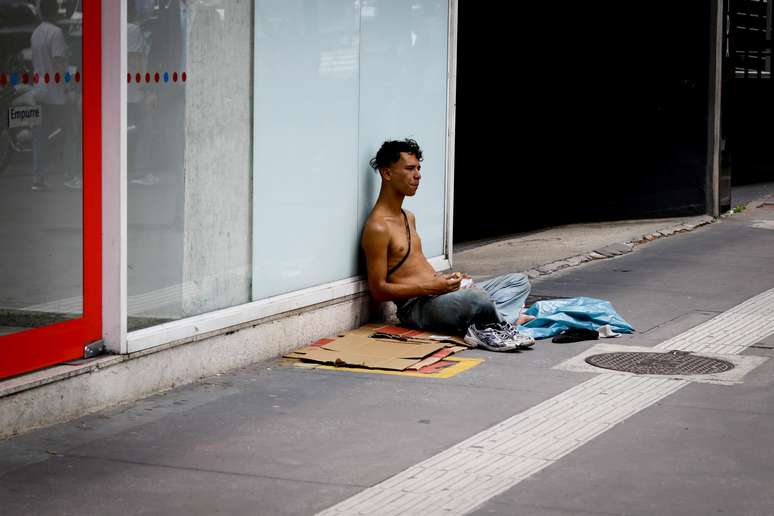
[[361, 139, 535, 351]]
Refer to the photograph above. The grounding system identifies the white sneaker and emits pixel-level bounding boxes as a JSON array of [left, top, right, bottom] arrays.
[[464, 323, 520, 352], [498, 321, 536, 349], [64, 176, 83, 189], [130, 173, 160, 186], [31, 178, 49, 191]]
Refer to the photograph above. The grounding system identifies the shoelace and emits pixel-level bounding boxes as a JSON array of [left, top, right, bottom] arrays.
[[477, 325, 512, 348], [490, 322, 532, 345]]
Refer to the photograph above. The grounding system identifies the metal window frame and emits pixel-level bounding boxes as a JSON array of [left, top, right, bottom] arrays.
[[0, 0, 105, 379], [120, 0, 459, 355], [445, 0, 459, 266], [102, 0, 128, 354]]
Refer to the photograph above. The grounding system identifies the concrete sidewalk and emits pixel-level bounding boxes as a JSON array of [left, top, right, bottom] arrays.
[[455, 180, 773, 281], [453, 214, 713, 280], [0, 204, 725, 440], [2, 195, 774, 515]]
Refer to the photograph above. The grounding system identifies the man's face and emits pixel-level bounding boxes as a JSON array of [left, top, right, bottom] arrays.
[[384, 152, 422, 196]]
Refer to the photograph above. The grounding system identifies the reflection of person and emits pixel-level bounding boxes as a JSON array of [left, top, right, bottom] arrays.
[[361, 139, 536, 352], [127, 0, 158, 186], [147, 0, 187, 73], [132, 0, 155, 22], [142, 0, 187, 190], [31, 0, 76, 191]]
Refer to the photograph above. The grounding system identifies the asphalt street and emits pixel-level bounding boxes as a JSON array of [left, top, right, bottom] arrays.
[[1, 197, 774, 516]]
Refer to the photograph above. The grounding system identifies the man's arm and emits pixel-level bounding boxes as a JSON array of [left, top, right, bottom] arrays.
[[50, 27, 68, 76], [362, 220, 460, 302]]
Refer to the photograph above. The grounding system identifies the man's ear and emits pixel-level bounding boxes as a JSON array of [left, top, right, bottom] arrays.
[[380, 167, 392, 181]]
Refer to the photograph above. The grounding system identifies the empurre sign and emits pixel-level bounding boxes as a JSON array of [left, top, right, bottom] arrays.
[[8, 106, 42, 128]]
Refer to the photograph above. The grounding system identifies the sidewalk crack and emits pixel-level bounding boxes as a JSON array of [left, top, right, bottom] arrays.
[[63, 453, 369, 488]]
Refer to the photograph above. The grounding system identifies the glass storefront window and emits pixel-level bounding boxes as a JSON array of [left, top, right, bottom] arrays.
[[357, 0, 449, 259], [0, 0, 84, 336], [252, 0, 361, 299], [127, 0, 450, 334], [126, 0, 254, 330], [252, 0, 449, 300]]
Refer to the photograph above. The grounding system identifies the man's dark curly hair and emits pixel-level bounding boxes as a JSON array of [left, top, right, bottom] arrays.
[[369, 139, 423, 172], [39, 0, 60, 20]]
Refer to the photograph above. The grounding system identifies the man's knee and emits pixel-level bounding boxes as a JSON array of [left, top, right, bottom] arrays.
[[406, 289, 499, 333], [503, 272, 530, 289], [459, 288, 498, 321]]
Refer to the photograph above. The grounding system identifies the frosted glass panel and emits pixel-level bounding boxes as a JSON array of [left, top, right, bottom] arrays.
[[127, 1, 253, 330], [358, 0, 449, 257], [253, 0, 360, 299], [252, 0, 449, 301]]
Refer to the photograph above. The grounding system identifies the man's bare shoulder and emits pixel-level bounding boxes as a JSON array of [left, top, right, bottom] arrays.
[[363, 216, 389, 234], [361, 213, 391, 246]]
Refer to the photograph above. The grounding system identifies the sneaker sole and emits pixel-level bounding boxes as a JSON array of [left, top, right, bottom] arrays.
[[512, 340, 535, 350], [464, 334, 520, 352]]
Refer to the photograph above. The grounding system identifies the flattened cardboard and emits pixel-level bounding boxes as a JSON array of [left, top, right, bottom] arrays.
[[345, 324, 469, 347], [290, 347, 421, 371], [320, 335, 445, 359], [373, 325, 469, 347], [283, 323, 469, 371], [285, 335, 446, 371], [309, 357, 485, 378], [406, 346, 468, 370]]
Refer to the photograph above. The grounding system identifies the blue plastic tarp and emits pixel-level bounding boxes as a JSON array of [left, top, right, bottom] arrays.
[[517, 297, 635, 340]]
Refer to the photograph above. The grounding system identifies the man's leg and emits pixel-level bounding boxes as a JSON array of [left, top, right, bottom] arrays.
[[31, 103, 52, 189], [60, 103, 80, 187], [476, 273, 532, 325], [397, 288, 501, 334]]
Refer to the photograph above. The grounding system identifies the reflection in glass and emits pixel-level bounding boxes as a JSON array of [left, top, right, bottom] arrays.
[[0, 0, 84, 336], [357, 0, 448, 258], [252, 0, 449, 300], [252, 0, 361, 300], [126, 0, 253, 330]]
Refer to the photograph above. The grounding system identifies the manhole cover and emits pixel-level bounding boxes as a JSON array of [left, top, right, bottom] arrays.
[[585, 351, 734, 375]]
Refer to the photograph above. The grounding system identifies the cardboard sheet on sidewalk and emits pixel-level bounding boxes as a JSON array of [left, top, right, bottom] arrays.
[[284, 324, 469, 371]]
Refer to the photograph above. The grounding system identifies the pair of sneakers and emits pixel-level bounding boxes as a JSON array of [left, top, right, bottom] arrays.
[[31, 176, 82, 191], [464, 321, 535, 352]]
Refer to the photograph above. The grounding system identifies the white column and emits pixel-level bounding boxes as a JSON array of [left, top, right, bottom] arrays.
[[445, 0, 459, 266]]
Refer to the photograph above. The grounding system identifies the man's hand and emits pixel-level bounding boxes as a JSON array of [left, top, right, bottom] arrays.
[[426, 273, 462, 295]]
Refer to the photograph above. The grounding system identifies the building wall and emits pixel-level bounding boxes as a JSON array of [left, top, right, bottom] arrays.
[[453, 1, 714, 242]]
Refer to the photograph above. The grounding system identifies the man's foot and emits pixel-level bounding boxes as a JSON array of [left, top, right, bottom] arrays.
[[464, 323, 520, 352], [516, 314, 536, 325], [499, 321, 536, 349], [31, 178, 49, 191]]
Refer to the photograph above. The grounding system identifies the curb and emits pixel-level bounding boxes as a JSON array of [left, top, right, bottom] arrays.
[[523, 215, 717, 279]]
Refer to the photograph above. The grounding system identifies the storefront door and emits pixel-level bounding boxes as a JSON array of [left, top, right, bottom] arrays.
[[0, 0, 101, 380]]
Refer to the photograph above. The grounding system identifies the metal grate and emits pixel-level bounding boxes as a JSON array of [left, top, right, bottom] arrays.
[[585, 350, 734, 375], [727, 0, 773, 79]]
